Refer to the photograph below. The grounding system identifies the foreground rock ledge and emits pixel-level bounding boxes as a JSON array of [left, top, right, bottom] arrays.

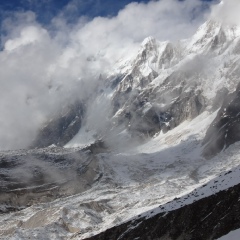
[[83, 183, 240, 240]]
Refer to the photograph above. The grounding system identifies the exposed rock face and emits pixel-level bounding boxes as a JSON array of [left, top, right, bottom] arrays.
[[110, 36, 206, 138], [108, 21, 240, 141], [84, 183, 240, 240], [31, 101, 85, 148], [203, 83, 240, 158], [112, 70, 205, 138]]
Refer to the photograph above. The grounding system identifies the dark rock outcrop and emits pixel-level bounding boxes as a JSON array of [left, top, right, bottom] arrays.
[[203, 83, 240, 158], [84, 183, 240, 240], [31, 101, 85, 148]]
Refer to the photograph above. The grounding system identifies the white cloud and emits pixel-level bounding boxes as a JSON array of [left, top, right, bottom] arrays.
[[210, 0, 240, 26], [0, 0, 214, 150], [5, 26, 48, 50]]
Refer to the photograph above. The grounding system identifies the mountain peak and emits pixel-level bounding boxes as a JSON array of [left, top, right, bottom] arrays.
[[141, 36, 157, 47], [186, 19, 240, 53]]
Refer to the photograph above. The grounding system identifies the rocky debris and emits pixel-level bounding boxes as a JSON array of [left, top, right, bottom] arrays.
[[0, 147, 100, 213], [31, 100, 85, 148], [84, 183, 240, 240], [203, 83, 240, 159]]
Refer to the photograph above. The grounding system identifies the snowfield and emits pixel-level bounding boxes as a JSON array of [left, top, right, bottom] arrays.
[[0, 109, 240, 239]]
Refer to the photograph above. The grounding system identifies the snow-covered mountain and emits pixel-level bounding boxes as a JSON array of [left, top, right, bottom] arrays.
[[33, 19, 240, 150], [0, 18, 240, 239]]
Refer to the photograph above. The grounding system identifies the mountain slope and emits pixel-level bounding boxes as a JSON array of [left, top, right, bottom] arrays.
[[84, 167, 240, 240], [0, 18, 240, 240], [63, 20, 240, 149]]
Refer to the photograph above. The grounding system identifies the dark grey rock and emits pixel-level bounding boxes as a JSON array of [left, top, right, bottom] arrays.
[[31, 100, 85, 148], [203, 83, 240, 159]]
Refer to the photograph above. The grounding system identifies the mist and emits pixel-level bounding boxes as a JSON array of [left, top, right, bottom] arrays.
[[0, 0, 214, 150], [210, 0, 240, 26]]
